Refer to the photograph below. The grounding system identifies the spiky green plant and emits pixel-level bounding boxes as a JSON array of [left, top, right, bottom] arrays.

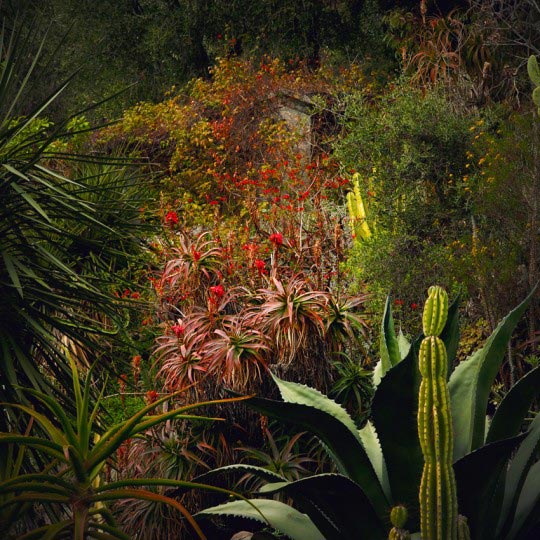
[[417, 286, 458, 540], [0, 359, 249, 539], [0, 18, 152, 423], [197, 288, 540, 540]]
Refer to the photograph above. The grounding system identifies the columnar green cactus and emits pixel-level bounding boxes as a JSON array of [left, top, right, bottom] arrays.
[[388, 505, 411, 540], [528, 55, 540, 114], [418, 286, 458, 540], [346, 173, 372, 243]]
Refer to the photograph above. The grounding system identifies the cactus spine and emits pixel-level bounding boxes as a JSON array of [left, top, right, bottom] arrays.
[[418, 286, 458, 540], [347, 173, 372, 243]]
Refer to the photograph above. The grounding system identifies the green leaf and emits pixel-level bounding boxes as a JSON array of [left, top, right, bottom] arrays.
[[374, 296, 400, 386], [2, 253, 23, 297], [449, 288, 535, 460], [371, 339, 423, 527], [245, 386, 389, 518], [197, 499, 325, 540], [487, 365, 540, 444], [533, 86, 540, 106], [496, 412, 540, 538], [271, 374, 389, 509], [397, 330, 411, 359], [441, 293, 460, 377], [195, 464, 287, 486], [507, 460, 540, 540], [453, 434, 526, 540], [527, 55, 540, 87], [258, 474, 385, 540]]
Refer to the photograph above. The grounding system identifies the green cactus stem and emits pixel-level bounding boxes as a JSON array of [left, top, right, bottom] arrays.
[[388, 505, 411, 540], [457, 515, 471, 540], [418, 286, 458, 540], [347, 173, 372, 243]]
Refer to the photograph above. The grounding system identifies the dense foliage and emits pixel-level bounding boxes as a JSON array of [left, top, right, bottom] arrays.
[[1, 1, 540, 539]]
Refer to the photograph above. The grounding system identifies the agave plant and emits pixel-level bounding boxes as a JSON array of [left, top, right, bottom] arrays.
[[0, 359, 248, 539], [197, 288, 540, 540]]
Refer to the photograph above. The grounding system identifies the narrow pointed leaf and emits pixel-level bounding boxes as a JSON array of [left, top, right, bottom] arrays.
[[371, 339, 423, 526], [374, 296, 400, 386], [453, 434, 526, 540], [449, 288, 535, 460], [497, 412, 540, 538], [507, 460, 540, 540], [487, 365, 540, 444], [441, 293, 460, 377]]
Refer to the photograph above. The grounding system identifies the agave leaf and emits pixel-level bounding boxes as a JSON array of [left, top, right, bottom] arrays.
[[397, 330, 411, 359], [453, 433, 526, 540], [197, 499, 325, 540], [358, 421, 390, 502], [496, 412, 540, 538], [258, 473, 385, 540], [486, 365, 540, 444], [269, 374, 389, 515], [194, 464, 287, 486], [441, 293, 460, 377], [374, 296, 400, 386], [449, 288, 535, 460], [244, 392, 389, 518], [527, 55, 540, 87], [507, 460, 540, 540], [371, 338, 423, 527]]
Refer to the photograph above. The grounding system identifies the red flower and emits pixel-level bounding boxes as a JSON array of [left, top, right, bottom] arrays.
[[171, 324, 185, 337], [130, 291, 141, 299], [410, 302, 418, 310], [269, 232, 283, 246], [146, 390, 159, 404], [192, 248, 201, 261], [254, 258, 267, 275], [165, 211, 179, 225], [394, 299, 404, 306], [210, 284, 225, 298], [132, 355, 142, 369]]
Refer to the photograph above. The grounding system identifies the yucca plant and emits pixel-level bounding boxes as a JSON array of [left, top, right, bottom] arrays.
[[197, 288, 540, 540], [0, 18, 151, 423], [0, 358, 249, 539]]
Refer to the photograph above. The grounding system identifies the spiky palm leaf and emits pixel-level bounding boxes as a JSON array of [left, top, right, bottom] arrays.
[[0, 19, 151, 423]]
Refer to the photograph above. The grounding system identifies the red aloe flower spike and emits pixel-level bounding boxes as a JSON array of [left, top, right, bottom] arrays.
[[165, 211, 179, 225]]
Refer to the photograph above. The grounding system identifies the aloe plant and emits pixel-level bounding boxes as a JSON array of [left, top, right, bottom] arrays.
[[0, 358, 249, 539], [198, 288, 540, 540]]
